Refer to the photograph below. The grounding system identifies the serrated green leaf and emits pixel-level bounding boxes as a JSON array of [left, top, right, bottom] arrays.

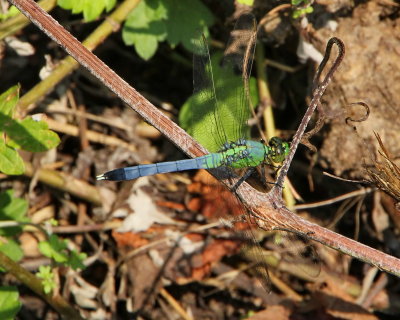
[[0, 138, 24, 175], [39, 235, 86, 269], [0, 286, 21, 320], [68, 250, 87, 270], [57, 0, 116, 22], [237, 0, 254, 5], [0, 5, 20, 21], [83, 1, 105, 21], [105, 0, 116, 12], [122, 0, 167, 60], [4, 116, 60, 152], [0, 189, 28, 237], [37, 266, 56, 294], [179, 53, 258, 152], [164, 0, 214, 52], [39, 235, 69, 264], [0, 85, 19, 118], [136, 35, 159, 60], [0, 239, 24, 262], [305, 6, 314, 13]]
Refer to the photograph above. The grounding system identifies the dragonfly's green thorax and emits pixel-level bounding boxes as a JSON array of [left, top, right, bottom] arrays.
[[208, 137, 290, 170]]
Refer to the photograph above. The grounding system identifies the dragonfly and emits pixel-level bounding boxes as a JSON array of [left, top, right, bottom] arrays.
[[97, 15, 289, 184], [97, 13, 319, 290]]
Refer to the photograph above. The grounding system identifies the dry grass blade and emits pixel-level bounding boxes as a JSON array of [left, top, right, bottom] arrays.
[[366, 132, 400, 203]]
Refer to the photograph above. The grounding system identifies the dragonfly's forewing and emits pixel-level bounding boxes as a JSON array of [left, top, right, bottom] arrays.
[[192, 35, 227, 152], [191, 13, 257, 151], [221, 13, 257, 143]]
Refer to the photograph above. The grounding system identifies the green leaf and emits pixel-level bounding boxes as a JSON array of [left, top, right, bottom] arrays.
[[105, 0, 116, 12], [0, 190, 28, 237], [39, 235, 69, 264], [305, 6, 314, 13], [163, 0, 214, 52], [0, 85, 19, 118], [68, 250, 87, 270], [38, 235, 86, 270], [0, 286, 21, 320], [82, 1, 105, 21], [4, 116, 60, 152], [122, 0, 213, 59], [0, 239, 24, 262], [0, 138, 24, 175], [0, 5, 19, 21], [237, 0, 254, 5], [37, 266, 56, 294], [179, 53, 258, 152], [57, 0, 116, 22], [122, 0, 167, 60], [0, 86, 59, 175]]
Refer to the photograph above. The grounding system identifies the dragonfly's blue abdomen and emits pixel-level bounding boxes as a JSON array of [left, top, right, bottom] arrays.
[[97, 138, 288, 181], [97, 153, 223, 181]]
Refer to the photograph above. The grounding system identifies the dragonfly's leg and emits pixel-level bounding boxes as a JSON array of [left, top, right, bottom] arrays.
[[259, 162, 285, 189], [231, 167, 256, 192]]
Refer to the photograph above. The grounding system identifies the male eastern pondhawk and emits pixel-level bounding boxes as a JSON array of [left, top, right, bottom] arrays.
[[97, 14, 290, 185], [97, 14, 319, 290]]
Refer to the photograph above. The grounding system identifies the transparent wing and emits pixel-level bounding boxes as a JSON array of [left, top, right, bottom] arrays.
[[220, 13, 257, 144], [265, 230, 321, 279], [191, 13, 257, 152], [192, 35, 227, 152], [240, 216, 321, 291]]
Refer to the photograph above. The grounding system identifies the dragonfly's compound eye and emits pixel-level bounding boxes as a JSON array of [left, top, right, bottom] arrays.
[[268, 137, 290, 163]]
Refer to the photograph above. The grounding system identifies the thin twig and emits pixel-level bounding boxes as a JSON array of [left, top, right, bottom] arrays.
[[272, 38, 345, 199], [294, 188, 374, 210]]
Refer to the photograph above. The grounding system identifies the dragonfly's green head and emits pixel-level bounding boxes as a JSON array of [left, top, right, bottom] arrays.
[[266, 137, 290, 163]]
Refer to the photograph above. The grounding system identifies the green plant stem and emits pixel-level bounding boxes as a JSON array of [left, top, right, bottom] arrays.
[[17, 0, 141, 113], [0, 0, 56, 39], [255, 44, 275, 141], [24, 162, 102, 206], [0, 251, 84, 319], [255, 44, 295, 208]]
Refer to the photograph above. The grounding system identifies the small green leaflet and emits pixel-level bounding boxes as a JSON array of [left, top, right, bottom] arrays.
[[0, 5, 19, 21], [57, 0, 116, 22], [163, 0, 214, 52], [0, 86, 18, 117], [4, 117, 60, 153], [122, 0, 168, 60], [0, 239, 24, 263], [0, 286, 21, 320], [39, 234, 69, 264], [237, 0, 254, 5], [0, 190, 28, 238], [0, 139, 24, 175], [0, 85, 60, 175], [37, 266, 56, 294], [39, 234, 86, 270], [122, 0, 213, 60]]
